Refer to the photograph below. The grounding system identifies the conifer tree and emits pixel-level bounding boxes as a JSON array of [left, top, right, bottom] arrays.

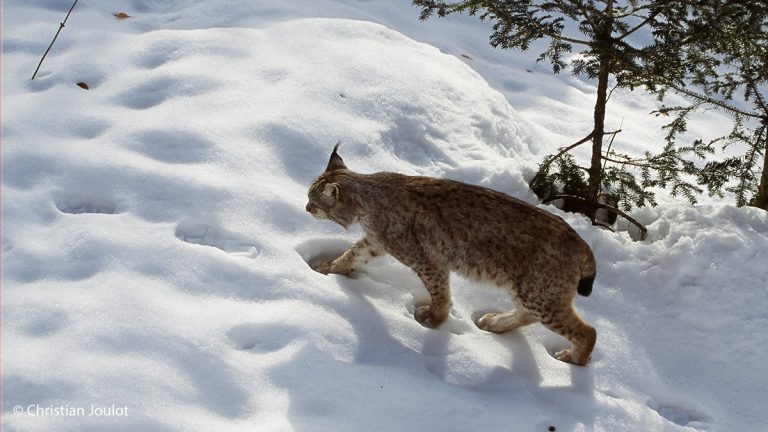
[[650, 0, 768, 210], [412, 1, 700, 229]]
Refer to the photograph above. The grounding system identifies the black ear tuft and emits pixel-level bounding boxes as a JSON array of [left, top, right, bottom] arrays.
[[325, 140, 347, 172]]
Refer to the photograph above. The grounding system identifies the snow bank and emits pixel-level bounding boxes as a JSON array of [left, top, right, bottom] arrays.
[[3, 1, 767, 432], [4, 14, 536, 432]]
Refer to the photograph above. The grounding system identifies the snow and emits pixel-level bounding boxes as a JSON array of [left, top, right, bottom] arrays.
[[3, 1, 768, 431]]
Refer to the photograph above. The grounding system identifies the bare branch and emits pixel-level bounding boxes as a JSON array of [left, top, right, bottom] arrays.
[[529, 132, 594, 187], [602, 120, 624, 173], [32, 0, 79, 80], [530, 129, 624, 187], [543, 194, 648, 240], [606, 82, 620, 104], [601, 154, 656, 168]]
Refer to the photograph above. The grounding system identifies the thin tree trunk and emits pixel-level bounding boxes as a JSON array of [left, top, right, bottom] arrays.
[[755, 120, 768, 210], [587, 0, 614, 221], [588, 57, 610, 219]]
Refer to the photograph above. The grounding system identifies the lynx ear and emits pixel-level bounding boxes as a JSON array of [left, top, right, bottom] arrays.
[[322, 182, 340, 199], [325, 140, 347, 172]]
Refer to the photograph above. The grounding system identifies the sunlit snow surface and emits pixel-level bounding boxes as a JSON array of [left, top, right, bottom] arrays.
[[3, 1, 768, 431]]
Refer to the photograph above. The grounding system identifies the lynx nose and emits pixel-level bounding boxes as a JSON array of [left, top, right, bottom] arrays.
[[305, 203, 312, 213]]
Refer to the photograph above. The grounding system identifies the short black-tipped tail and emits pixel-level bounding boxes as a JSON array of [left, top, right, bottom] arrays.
[[577, 274, 594, 297]]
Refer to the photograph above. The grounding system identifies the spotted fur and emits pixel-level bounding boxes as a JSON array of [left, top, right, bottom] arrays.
[[306, 144, 597, 365]]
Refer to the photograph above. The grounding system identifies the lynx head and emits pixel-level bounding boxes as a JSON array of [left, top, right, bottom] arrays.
[[306, 142, 358, 228]]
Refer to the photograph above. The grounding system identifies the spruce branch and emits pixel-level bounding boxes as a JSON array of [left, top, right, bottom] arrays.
[[617, 8, 662, 41], [670, 84, 760, 119], [613, 4, 656, 19]]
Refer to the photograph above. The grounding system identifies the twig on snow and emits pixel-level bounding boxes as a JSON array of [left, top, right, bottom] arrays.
[[31, 0, 79, 80]]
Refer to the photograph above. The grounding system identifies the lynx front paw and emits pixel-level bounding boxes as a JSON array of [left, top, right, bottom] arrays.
[[415, 305, 436, 328], [414, 305, 447, 329], [554, 349, 573, 363], [310, 259, 355, 276], [310, 260, 333, 275], [554, 349, 589, 366]]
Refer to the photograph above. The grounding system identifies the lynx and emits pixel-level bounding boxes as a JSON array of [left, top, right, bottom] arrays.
[[306, 144, 597, 365]]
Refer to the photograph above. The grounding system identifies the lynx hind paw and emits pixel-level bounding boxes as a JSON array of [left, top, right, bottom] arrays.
[[474, 312, 500, 332]]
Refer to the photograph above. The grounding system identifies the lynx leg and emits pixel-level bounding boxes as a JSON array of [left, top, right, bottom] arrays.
[[538, 304, 596, 366], [476, 309, 538, 334], [412, 265, 452, 329], [311, 236, 385, 275]]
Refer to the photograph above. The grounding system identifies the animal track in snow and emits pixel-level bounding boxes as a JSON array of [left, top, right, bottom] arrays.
[[139, 36, 249, 70], [295, 238, 353, 270], [116, 75, 220, 110], [647, 398, 710, 428], [139, 42, 184, 70], [71, 117, 111, 139], [226, 322, 301, 353], [55, 195, 118, 215], [17, 307, 68, 337], [175, 222, 260, 258], [126, 129, 216, 164]]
